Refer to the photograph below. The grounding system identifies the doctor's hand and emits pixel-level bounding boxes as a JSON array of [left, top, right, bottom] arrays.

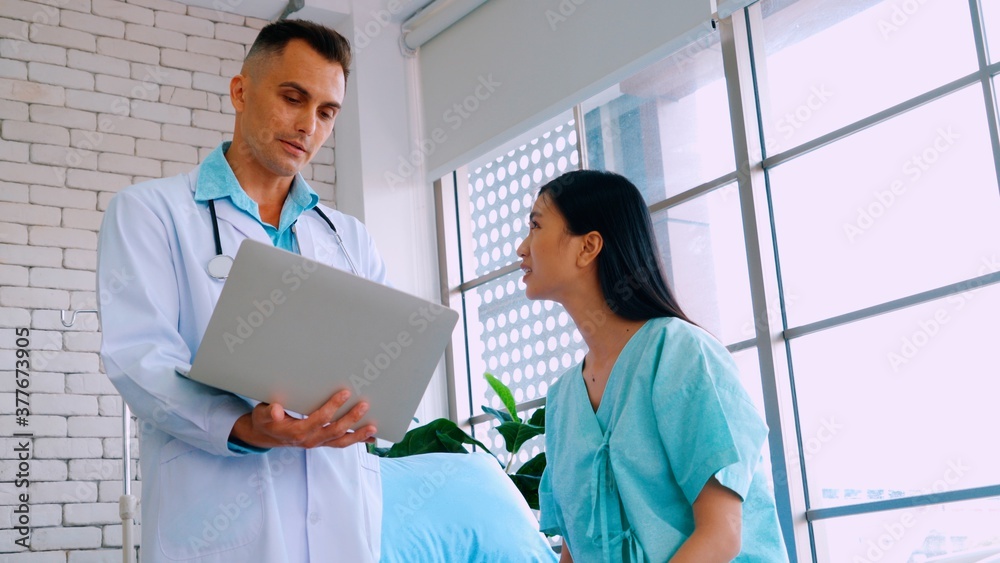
[[229, 390, 377, 449]]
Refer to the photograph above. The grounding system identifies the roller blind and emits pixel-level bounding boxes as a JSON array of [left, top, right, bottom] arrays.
[[417, 0, 716, 179]]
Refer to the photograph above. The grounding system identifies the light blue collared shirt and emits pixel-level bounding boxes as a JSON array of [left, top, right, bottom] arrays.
[[195, 141, 320, 453], [193, 141, 320, 253]]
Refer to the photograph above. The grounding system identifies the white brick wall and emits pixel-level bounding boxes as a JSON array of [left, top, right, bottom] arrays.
[[61, 11, 127, 39], [71, 550, 124, 562], [0, 460, 67, 481], [0, 40, 68, 67], [64, 502, 119, 525], [33, 526, 103, 549], [0, 0, 337, 558], [35, 438, 103, 459], [0, 503, 62, 528], [0, 225, 28, 245]]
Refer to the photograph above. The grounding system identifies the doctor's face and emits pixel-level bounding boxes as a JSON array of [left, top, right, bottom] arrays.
[[230, 39, 345, 178]]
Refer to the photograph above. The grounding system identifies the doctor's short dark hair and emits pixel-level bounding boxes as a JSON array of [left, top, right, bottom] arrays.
[[246, 19, 352, 81]]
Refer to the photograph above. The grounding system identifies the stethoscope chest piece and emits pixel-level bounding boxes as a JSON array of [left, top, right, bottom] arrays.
[[207, 254, 233, 280]]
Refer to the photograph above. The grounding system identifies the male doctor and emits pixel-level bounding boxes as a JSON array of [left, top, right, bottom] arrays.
[[98, 20, 386, 562]]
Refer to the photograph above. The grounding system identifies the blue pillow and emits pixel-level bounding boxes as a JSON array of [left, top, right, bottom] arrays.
[[380, 452, 557, 563]]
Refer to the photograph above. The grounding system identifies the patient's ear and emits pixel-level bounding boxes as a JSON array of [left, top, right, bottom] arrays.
[[577, 231, 603, 268]]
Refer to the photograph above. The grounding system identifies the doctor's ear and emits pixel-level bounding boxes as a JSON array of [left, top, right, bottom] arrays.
[[576, 231, 603, 268], [230, 74, 247, 113]]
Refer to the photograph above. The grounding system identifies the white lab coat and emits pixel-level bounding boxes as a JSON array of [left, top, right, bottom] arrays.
[[97, 164, 387, 563]]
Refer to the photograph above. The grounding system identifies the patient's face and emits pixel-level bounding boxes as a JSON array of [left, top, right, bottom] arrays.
[[516, 194, 582, 302]]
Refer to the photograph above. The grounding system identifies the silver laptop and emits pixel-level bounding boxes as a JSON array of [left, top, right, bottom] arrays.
[[183, 239, 459, 443]]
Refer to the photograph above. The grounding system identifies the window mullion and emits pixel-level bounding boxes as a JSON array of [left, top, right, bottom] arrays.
[[968, 0, 1000, 197], [721, 8, 811, 562], [436, 169, 477, 429]]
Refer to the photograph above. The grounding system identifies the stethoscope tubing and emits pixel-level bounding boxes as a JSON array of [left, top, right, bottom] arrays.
[[206, 199, 359, 279]]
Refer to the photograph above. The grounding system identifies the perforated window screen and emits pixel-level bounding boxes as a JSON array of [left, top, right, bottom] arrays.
[[462, 120, 583, 462], [466, 123, 580, 276]]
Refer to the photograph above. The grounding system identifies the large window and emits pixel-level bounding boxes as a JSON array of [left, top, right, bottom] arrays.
[[437, 1, 1000, 560], [755, 1, 1000, 561]]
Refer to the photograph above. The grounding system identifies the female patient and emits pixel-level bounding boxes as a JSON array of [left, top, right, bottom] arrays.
[[521, 170, 788, 562]]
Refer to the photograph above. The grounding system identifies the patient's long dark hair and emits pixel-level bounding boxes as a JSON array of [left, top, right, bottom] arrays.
[[538, 170, 694, 323]]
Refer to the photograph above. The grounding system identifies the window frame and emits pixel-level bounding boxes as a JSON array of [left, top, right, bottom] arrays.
[[433, 2, 1000, 560]]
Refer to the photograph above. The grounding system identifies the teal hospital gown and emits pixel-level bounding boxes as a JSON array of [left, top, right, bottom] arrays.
[[539, 317, 788, 562]]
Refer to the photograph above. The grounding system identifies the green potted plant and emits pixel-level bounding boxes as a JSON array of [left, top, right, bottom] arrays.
[[369, 373, 547, 510]]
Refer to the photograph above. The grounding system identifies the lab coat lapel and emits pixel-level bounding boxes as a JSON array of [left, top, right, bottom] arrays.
[[296, 214, 318, 260], [297, 212, 350, 270], [213, 197, 271, 246]]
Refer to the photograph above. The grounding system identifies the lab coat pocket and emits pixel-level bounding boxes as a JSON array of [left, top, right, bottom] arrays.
[[359, 449, 383, 561], [157, 438, 265, 561]]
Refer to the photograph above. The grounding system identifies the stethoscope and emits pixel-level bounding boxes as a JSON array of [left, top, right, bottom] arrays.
[[205, 199, 360, 279]]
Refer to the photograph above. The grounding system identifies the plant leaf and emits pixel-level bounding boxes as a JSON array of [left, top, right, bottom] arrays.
[[496, 421, 544, 454], [527, 407, 545, 429], [438, 432, 503, 468], [384, 418, 490, 458], [433, 430, 478, 454], [481, 405, 514, 423], [485, 372, 521, 423], [510, 474, 541, 510], [515, 452, 546, 477]]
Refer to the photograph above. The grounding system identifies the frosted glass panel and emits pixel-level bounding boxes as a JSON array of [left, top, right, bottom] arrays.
[[759, 0, 978, 153], [770, 86, 1000, 326], [791, 282, 1000, 509], [654, 184, 754, 346]]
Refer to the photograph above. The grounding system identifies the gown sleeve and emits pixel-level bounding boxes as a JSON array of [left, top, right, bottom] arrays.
[[651, 326, 768, 505], [538, 381, 565, 537], [538, 466, 564, 536], [98, 189, 253, 457]]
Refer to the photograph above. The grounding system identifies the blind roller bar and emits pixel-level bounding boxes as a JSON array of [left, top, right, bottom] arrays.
[[717, 0, 757, 18], [401, 0, 489, 51]]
